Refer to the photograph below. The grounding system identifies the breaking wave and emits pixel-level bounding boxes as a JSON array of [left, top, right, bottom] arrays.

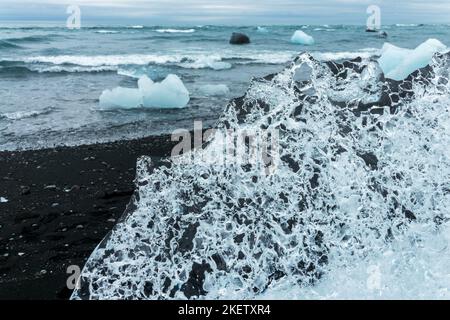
[[156, 29, 196, 33], [0, 51, 297, 73], [95, 30, 121, 34], [312, 48, 379, 61], [0, 107, 54, 120], [72, 44, 450, 299], [0, 50, 378, 75]]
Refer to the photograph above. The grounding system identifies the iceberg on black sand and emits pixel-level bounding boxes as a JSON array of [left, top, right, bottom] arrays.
[[72, 40, 450, 300]]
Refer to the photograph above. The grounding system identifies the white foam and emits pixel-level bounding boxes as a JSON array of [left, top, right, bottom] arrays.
[[9, 50, 297, 73], [291, 30, 315, 45], [156, 29, 195, 33], [177, 56, 232, 70], [395, 24, 419, 27], [23, 55, 179, 67], [95, 30, 119, 34], [0, 108, 53, 120], [260, 222, 450, 300], [29, 65, 118, 73], [312, 49, 379, 61]]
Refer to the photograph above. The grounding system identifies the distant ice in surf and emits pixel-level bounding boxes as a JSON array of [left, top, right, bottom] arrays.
[[99, 74, 189, 109], [378, 39, 447, 80], [290, 30, 315, 45], [257, 26, 269, 33]]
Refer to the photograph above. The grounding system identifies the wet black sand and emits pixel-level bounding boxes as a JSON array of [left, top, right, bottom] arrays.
[[0, 134, 179, 300]]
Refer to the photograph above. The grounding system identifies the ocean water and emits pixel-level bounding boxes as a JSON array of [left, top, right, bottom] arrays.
[[1, 23, 450, 150]]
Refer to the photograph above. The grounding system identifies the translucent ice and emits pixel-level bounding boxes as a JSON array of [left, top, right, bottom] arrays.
[[140, 74, 190, 108], [99, 74, 190, 109], [290, 30, 315, 45], [99, 87, 142, 109], [74, 50, 450, 300], [378, 39, 447, 80]]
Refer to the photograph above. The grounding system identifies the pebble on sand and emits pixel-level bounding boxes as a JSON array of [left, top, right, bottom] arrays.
[[20, 186, 31, 195]]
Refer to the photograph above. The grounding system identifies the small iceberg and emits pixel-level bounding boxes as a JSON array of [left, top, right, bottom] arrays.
[[290, 30, 315, 45], [257, 26, 269, 33], [99, 74, 190, 109], [198, 84, 230, 96], [139, 74, 190, 108], [378, 39, 447, 81], [0, 197, 8, 203]]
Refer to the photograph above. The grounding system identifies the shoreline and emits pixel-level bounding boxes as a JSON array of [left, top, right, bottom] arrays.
[[0, 133, 181, 299]]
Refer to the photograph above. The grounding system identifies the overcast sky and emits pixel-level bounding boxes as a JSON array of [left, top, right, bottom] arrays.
[[1, 0, 450, 25]]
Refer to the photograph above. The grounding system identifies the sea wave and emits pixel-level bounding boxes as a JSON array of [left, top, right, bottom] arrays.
[[1, 49, 382, 75], [95, 30, 120, 34], [0, 40, 23, 49], [156, 28, 196, 33], [2, 34, 58, 43], [3, 51, 297, 72], [395, 23, 420, 27], [312, 48, 380, 61], [0, 107, 54, 120]]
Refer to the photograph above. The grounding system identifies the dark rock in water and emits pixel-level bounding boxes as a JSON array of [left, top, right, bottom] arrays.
[[229, 32, 250, 45], [378, 31, 388, 38]]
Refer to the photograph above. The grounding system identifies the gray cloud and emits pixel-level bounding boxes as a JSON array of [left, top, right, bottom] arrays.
[[1, 0, 449, 24]]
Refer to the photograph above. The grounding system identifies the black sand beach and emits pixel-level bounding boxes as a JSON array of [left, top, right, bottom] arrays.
[[0, 134, 180, 300]]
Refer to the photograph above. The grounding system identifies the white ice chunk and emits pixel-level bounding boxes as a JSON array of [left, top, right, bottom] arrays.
[[290, 30, 315, 45], [137, 74, 154, 92], [140, 74, 190, 108], [99, 74, 190, 109], [99, 87, 142, 109], [378, 39, 447, 81], [199, 84, 230, 96], [257, 26, 269, 33], [0, 197, 8, 203]]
